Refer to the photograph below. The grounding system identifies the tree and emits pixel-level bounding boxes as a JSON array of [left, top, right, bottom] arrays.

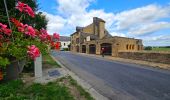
[[0, 0, 48, 29]]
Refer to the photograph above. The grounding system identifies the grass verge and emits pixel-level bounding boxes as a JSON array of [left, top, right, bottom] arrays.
[[43, 54, 61, 68], [0, 76, 94, 100]]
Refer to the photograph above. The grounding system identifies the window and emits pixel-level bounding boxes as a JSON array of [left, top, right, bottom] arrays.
[[64, 43, 65, 46], [126, 44, 128, 50], [132, 45, 134, 50]]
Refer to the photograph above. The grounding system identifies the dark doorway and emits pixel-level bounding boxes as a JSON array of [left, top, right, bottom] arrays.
[[89, 44, 96, 54], [82, 45, 86, 53], [101, 43, 112, 55]]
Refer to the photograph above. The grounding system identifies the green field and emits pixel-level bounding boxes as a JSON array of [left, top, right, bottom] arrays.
[[152, 47, 170, 52]]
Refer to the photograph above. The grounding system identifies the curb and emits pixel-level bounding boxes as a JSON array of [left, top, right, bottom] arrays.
[[51, 55, 109, 100]]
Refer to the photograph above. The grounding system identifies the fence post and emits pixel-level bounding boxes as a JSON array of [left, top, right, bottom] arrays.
[[34, 54, 42, 78]]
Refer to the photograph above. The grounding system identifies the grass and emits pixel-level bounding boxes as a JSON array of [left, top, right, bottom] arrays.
[[68, 76, 94, 100], [43, 54, 61, 68], [0, 79, 74, 100], [0, 76, 94, 100], [151, 47, 170, 52]]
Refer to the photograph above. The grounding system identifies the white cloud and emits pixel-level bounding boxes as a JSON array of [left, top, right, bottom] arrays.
[[57, 0, 94, 16], [42, 12, 67, 34], [43, 0, 114, 35], [114, 4, 170, 30], [128, 22, 170, 35], [145, 35, 170, 41], [67, 9, 115, 27], [110, 32, 126, 37]]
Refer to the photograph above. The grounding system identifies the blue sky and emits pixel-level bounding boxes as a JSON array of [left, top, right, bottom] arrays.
[[37, 0, 170, 46]]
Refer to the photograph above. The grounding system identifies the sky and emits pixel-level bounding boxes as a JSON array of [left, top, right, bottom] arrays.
[[37, 0, 170, 46]]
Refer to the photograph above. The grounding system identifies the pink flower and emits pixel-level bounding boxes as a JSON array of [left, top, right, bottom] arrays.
[[0, 23, 11, 36], [16, 1, 35, 18], [16, 23, 36, 38], [25, 25, 36, 38], [15, 1, 25, 12], [25, 6, 35, 18], [27, 45, 40, 60], [3, 28, 11, 36], [39, 28, 49, 41], [53, 33, 59, 40], [0, 23, 7, 29]]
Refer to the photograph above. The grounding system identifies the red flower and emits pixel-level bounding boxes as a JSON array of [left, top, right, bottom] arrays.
[[47, 35, 52, 42], [50, 41, 55, 47], [16, 1, 35, 18], [0, 42, 2, 47], [53, 33, 59, 40], [0, 35, 3, 39], [17, 23, 25, 32], [27, 45, 40, 60], [55, 42, 60, 49], [10, 18, 21, 27], [0, 23, 11, 36]]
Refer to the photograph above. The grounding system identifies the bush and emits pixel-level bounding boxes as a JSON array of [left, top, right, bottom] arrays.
[[144, 46, 152, 50]]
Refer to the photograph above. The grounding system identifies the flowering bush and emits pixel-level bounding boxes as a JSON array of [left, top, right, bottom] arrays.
[[0, 1, 59, 68]]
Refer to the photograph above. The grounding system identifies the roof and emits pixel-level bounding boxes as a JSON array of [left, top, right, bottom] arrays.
[[60, 36, 70, 41]]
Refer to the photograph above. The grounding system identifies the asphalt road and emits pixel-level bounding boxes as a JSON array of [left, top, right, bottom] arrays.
[[51, 51, 170, 100]]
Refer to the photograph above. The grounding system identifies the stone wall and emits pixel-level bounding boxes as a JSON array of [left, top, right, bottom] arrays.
[[118, 52, 170, 64]]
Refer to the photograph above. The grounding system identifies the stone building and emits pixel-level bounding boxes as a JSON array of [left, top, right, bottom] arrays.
[[70, 17, 143, 56]]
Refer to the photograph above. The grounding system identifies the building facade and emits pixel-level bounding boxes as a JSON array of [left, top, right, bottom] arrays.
[[59, 36, 70, 50], [70, 17, 143, 56]]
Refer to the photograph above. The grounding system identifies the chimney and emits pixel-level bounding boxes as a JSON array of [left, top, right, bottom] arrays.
[[93, 17, 105, 39]]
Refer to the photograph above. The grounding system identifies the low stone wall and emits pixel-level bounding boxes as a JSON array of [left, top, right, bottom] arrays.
[[118, 52, 170, 64]]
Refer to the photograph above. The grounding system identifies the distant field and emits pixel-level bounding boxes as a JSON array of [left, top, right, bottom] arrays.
[[152, 47, 170, 51]]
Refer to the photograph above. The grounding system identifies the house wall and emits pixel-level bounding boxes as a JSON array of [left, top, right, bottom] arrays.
[[71, 32, 81, 52], [113, 37, 143, 52], [60, 41, 70, 49]]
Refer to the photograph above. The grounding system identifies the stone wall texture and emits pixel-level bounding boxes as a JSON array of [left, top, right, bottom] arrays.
[[118, 52, 170, 64]]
